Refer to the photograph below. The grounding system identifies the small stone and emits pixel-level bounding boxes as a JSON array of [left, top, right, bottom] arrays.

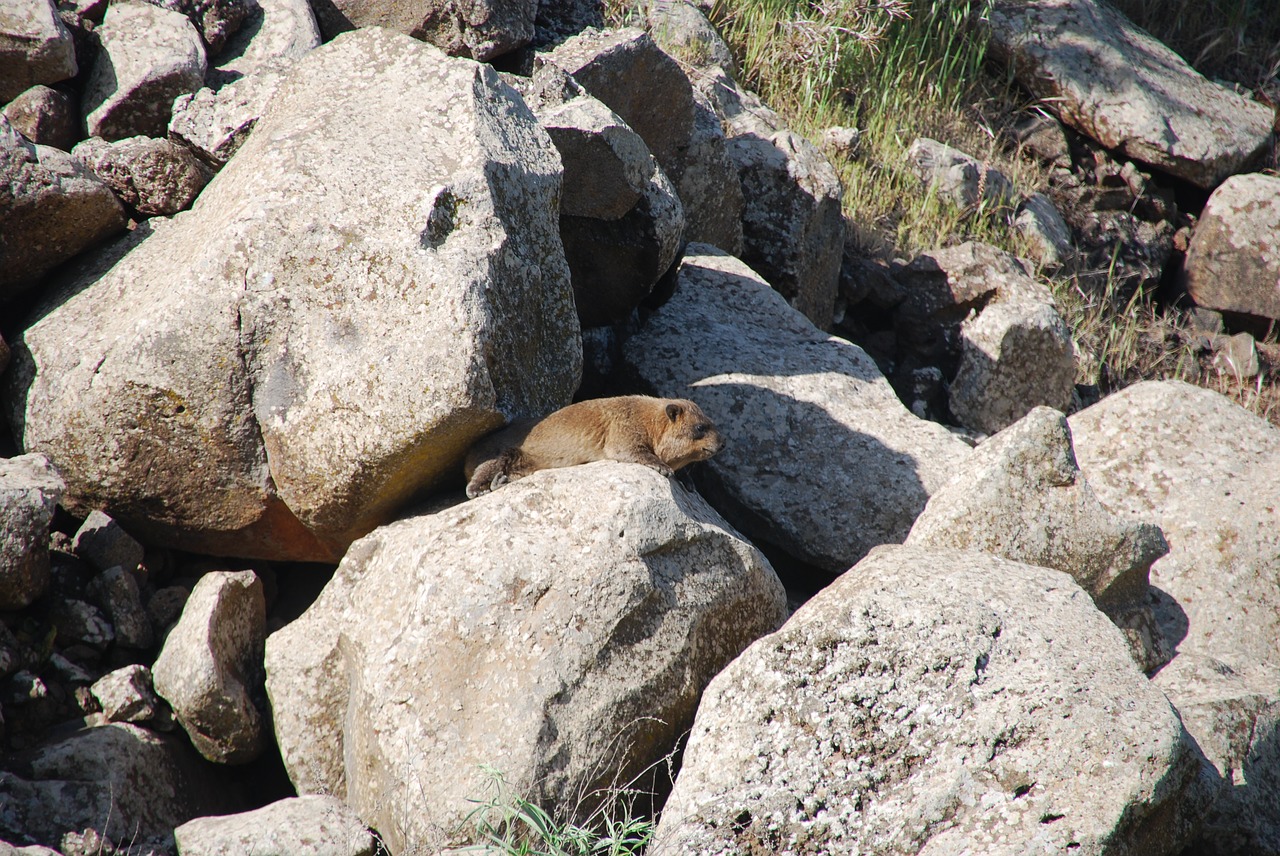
[[89, 566, 154, 650], [908, 136, 1017, 209], [0, 454, 65, 610], [174, 795, 376, 856], [3, 84, 77, 150], [49, 598, 115, 649], [1212, 332, 1260, 379], [148, 585, 191, 631], [823, 125, 863, 160], [73, 135, 211, 216], [91, 664, 163, 723], [72, 510, 145, 575], [0, 0, 78, 103]]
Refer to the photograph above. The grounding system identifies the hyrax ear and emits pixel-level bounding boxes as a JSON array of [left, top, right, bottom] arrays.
[[665, 402, 683, 421]]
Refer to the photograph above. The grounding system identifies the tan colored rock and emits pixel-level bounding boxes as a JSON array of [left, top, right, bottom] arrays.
[[1183, 173, 1280, 323], [3, 85, 77, 150], [621, 245, 970, 572], [175, 795, 375, 856], [82, 1, 207, 140], [0, 0, 77, 103], [0, 453, 64, 610], [6, 29, 579, 562], [655, 545, 1207, 855], [73, 135, 212, 216], [265, 462, 787, 854], [152, 570, 266, 764], [986, 0, 1272, 188]]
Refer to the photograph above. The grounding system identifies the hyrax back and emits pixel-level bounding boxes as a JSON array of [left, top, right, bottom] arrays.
[[464, 395, 724, 498]]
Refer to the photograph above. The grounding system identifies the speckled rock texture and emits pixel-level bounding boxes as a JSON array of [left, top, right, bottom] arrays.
[[310, 0, 536, 60], [91, 664, 164, 724], [621, 245, 970, 573], [264, 462, 787, 855], [138, 0, 253, 57], [1182, 173, 1280, 323], [907, 136, 1017, 209], [151, 570, 266, 764], [0, 0, 77, 104], [697, 67, 843, 329], [82, 1, 207, 140], [0, 723, 239, 853], [0, 453, 64, 610], [0, 118, 126, 301], [73, 135, 211, 216], [175, 795, 376, 856], [5, 28, 580, 562], [209, 0, 320, 85], [653, 545, 1207, 856], [985, 0, 1273, 189], [538, 93, 684, 326], [907, 406, 1171, 671], [1070, 381, 1280, 854], [169, 65, 290, 167], [3, 85, 77, 151], [928, 243, 1075, 434]]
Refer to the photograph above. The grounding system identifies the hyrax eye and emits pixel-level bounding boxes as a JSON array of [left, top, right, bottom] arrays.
[[692, 424, 708, 439]]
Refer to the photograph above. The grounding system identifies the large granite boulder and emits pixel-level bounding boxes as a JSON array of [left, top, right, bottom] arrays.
[[654, 545, 1209, 855], [265, 463, 787, 854], [82, 1, 207, 140], [1070, 381, 1280, 854], [0, 0, 77, 104], [6, 29, 580, 562], [1182, 173, 1280, 324], [0, 117, 126, 302], [985, 0, 1273, 189], [621, 245, 970, 573]]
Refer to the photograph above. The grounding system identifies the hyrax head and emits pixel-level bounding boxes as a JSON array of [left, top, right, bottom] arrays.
[[656, 399, 725, 470]]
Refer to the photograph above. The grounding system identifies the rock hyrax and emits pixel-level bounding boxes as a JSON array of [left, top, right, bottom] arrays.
[[464, 395, 724, 499]]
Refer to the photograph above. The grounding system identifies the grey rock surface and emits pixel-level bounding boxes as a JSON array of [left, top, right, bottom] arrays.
[[210, 0, 320, 85], [152, 570, 266, 764], [0, 118, 126, 301], [169, 65, 289, 167], [89, 566, 154, 650], [73, 135, 211, 216], [1183, 173, 1280, 323], [3, 85, 76, 150], [6, 29, 580, 562], [49, 598, 114, 649], [654, 545, 1207, 855], [907, 136, 1017, 209], [621, 245, 970, 572], [645, 0, 735, 74], [174, 795, 376, 856], [138, 0, 252, 57], [1015, 191, 1074, 267], [986, 0, 1273, 188], [265, 462, 787, 854], [697, 68, 843, 328], [907, 406, 1170, 670], [72, 509, 144, 574], [0, 0, 77, 103], [310, 0, 536, 60], [1070, 380, 1280, 853], [91, 664, 163, 723], [679, 90, 743, 255], [0, 453, 63, 610], [82, 1, 207, 140], [0, 723, 238, 853]]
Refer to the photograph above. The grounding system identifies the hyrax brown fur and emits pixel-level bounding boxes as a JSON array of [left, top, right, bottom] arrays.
[[464, 395, 724, 499]]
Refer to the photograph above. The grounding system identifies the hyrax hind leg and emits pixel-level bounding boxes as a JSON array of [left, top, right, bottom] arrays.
[[465, 448, 528, 499]]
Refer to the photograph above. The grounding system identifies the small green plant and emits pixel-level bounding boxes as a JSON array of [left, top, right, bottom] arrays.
[[459, 766, 655, 856]]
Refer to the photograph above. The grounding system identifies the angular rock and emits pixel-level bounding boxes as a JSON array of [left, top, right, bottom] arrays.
[[986, 0, 1273, 188], [138, 0, 252, 57], [148, 584, 191, 630], [1183, 173, 1280, 324], [82, 1, 207, 140], [0, 454, 64, 610], [620, 245, 970, 573], [72, 509, 145, 574], [265, 463, 787, 853], [909, 242, 1074, 434], [210, 0, 321, 85], [1070, 380, 1280, 852], [539, 94, 684, 326], [907, 136, 1016, 209], [49, 598, 114, 650], [0, 0, 77, 104], [1008, 111, 1071, 168], [542, 28, 694, 189], [73, 135, 211, 216], [6, 29, 580, 562], [1211, 331, 1261, 380], [823, 125, 862, 160], [645, 0, 735, 74], [0, 118, 127, 301], [1014, 191, 1073, 267], [91, 664, 163, 723], [697, 68, 843, 328], [310, 0, 536, 60], [655, 545, 1207, 854], [152, 570, 266, 764], [89, 566, 154, 649], [0, 723, 238, 853], [906, 406, 1170, 670], [679, 91, 744, 255], [169, 66, 289, 167], [3, 85, 76, 150], [174, 795, 376, 856]]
